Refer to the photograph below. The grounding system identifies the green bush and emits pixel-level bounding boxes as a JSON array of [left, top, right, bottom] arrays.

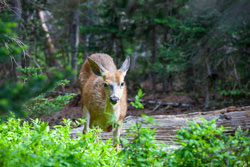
[[120, 115, 167, 167], [0, 115, 167, 167], [16, 67, 76, 117], [1, 115, 250, 167], [0, 17, 75, 119], [23, 79, 76, 117], [0, 116, 123, 167], [130, 89, 145, 109], [0, 68, 74, 119], [165, 118, 250, 167], [0, 17, 22, 63]]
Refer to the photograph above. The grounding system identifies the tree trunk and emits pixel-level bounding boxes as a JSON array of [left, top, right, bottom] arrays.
[[204, 57, 211, 110], [230, 56, 242, 89], [162, 23, 169, 92], [151, 26, 156, 92], [11, 0, 22, 28], [20, 0, 30, 68], [10, 0, 22, 80], [119, 38, 125, 62], [71, 9, 79, 85], [113, 39, 119, 66], [38, 10, 56, 67], [162, 62, 168, 92]]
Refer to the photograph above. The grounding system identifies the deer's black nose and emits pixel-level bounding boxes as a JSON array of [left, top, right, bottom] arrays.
[[110, 96, 119, 104]]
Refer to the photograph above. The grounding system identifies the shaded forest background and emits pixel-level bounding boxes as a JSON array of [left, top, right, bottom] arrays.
[[0, 0, 250, 118]]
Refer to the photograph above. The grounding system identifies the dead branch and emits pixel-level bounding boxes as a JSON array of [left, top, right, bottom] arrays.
[[128, 98, 191, 108]]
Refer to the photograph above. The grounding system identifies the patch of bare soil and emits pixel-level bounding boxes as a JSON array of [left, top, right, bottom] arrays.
[[41, 105, 82, 127]]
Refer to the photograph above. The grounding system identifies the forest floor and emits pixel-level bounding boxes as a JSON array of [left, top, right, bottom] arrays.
[[40, 87, 250, 146], [41, 86, 198, 127], [40, 83, 249, 128]]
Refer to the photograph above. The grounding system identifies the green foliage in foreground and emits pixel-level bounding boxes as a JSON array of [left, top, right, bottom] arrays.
[[120, 115, 167, 167], [0, 116, 250, 167], [165, 118, 250, 167], [0, 117, 121, 167]]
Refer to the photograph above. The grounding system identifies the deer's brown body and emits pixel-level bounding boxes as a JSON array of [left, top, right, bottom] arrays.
[[79, 53, 130, 146]]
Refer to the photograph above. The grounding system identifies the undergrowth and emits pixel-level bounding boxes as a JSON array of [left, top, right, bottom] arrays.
[[0, 117, 121, 167], [1, 115, 250, 167]]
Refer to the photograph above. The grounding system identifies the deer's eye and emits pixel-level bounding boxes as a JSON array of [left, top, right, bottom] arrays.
[[120, 82, 124, 87], [104, 83, 108, 88]]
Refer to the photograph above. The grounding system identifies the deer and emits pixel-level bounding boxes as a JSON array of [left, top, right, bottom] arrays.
[[78, 53, 130, 148]]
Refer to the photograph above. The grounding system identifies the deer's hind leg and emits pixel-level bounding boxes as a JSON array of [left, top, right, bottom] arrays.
[[82, 106, 90, 134]]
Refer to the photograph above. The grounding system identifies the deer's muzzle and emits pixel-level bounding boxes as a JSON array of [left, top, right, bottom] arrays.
[[110, 96, 119, 104]]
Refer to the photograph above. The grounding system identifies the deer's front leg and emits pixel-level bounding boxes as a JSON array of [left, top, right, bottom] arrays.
[[113, 121, 122, 150], [82, 106, 90, 134]]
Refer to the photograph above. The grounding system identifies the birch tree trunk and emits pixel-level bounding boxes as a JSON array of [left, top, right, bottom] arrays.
[[38, 10, 56, 67]]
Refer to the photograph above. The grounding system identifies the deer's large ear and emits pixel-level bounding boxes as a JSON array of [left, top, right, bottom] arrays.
[[118, 56, 130, 76], [88, 57, 107, 76]]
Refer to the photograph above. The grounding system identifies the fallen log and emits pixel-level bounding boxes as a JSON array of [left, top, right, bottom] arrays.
[[71, 106, 250, 145]]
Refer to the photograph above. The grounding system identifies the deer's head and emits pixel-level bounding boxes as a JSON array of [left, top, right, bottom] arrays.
[[88, 56, 130, 105]]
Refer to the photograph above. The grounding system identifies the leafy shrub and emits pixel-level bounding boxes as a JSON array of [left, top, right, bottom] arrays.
[[17, 66, 43, 82], [130, 89, 145, 109], [165, 118, 250, 167], [23, 93, 76, 117], [0, 66, 76, 118], [219, 89, 250, 97], [0, 17, 74, 119], [119, 89, 169, 166], [1, 115, 250, 167], [0, 116, 123, 167], [22, 79, 76, 117], [120, 115, 167, 167], [0, 17, 23, 63], [0, 115, 167, 167]]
